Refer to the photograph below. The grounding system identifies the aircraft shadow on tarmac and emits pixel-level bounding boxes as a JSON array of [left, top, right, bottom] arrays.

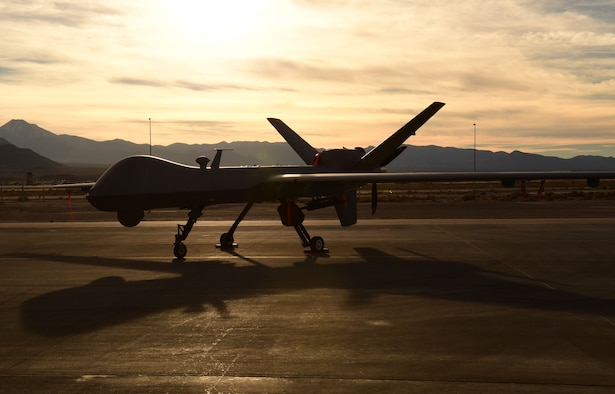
[[10, 249, 615, 337]]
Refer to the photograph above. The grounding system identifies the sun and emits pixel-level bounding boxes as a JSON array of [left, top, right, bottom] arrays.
[[161, 0, 272, 44]]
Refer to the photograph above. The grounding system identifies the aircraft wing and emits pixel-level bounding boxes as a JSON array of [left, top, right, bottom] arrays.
[[6, 182, 96, 192], [270, 171, 615, 186], [53, 182, 96, 192], [53, 182, 96, 189]]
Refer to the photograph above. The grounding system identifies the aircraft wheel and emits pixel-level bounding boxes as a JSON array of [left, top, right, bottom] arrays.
[[220, 233, 234, 248], [310, 236, 325, 252], [174, 242, 187, 259]]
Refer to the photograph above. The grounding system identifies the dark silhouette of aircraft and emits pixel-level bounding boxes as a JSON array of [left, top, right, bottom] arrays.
[[85, 102, 615, 258]]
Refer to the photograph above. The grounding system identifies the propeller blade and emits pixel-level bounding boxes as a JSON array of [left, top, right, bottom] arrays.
[[371, 183, 378, 215]]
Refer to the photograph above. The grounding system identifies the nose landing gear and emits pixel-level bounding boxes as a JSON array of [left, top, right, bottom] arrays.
[[173, 206, 203, 259]]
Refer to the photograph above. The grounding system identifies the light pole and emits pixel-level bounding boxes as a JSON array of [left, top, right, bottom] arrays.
[[149, 117, 152, 156], [473, 123, 477, 199], [473, 123, 476, 172]]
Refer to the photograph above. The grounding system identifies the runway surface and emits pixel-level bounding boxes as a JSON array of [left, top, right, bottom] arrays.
[[1, 201, 615, 392]]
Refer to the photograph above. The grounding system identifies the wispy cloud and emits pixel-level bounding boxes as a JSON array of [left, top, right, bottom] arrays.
[[245, 58, 363, 83], [110, 77, 259, 92], [109, 78, 168, 88], [0, 66, 16, 78], [532, 1, 615, 25], [0, 1, 123, 27]]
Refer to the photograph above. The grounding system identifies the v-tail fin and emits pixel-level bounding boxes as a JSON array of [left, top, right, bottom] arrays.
[[352, 101, 445, 171], [267, 117, 319, 165]]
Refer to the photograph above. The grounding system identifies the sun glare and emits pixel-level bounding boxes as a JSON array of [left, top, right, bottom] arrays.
[[161, 0, 271, 44]]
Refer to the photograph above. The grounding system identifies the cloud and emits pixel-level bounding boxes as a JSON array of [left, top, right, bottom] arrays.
[[109, 77, 260, 92], [378, 88, 433, 95], [173, 81, 255, 92], [521, 32, 615, 85], [0, 66, 17, 78], [245, 58, 360, 83], [531, 1, 615, 25], [11, 56, 59, 65], [109, 78, 168, 88], [0, 1, 124, 27]]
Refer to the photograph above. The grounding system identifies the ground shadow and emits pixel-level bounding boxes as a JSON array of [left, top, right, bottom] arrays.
[[9, 250, 614, 337]]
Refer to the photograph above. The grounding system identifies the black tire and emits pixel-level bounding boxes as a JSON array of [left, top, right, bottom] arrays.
[[220, 232, 234, 247], [174, 242, 187, 259], [310, 236, 325, 252]]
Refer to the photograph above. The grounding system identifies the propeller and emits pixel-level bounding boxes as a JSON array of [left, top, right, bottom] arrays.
[[371, 183, 378, 215]]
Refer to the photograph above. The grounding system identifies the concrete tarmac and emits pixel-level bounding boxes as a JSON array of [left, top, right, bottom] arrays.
[[1, 201, 615, 392]]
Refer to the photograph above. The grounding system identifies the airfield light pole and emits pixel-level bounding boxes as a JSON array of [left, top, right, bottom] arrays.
[[149, 117, 152, 156], [473, 123, 476, 172], [473, 123, 477, 199]]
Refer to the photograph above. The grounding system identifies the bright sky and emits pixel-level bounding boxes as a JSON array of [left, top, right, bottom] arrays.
[[1, 1, 614, 158]]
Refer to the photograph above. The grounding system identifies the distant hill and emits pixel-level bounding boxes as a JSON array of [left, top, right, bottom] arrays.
[[2, 119, 615, 171], [0, 137, 67, 172], [387, 145, 615, 172], [0, 119, 303, 166], [0, 120, 156, 165]]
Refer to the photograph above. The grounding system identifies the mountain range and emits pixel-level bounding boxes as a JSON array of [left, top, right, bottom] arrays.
[[2, 119, 615, 178], [0, 136, 67, 171]]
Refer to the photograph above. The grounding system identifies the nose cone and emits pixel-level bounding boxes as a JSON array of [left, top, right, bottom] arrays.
[[85, 156, 151, 211], [85, 177, 116, 211], [85, 155, 201, 212]]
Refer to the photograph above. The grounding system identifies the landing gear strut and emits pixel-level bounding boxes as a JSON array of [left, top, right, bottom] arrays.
[[217, 202, 254, 249], [278, 201, 328, 253], [173, 206, 203, 259], [172, 200, 328, 257]]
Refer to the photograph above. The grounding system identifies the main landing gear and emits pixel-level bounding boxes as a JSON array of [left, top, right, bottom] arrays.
[[217, 200, 328, 253], [216, 202, 253, 249], [173, 202, 257, 259], [278, 200, 328, 254], [172, 200, 328, 259]]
